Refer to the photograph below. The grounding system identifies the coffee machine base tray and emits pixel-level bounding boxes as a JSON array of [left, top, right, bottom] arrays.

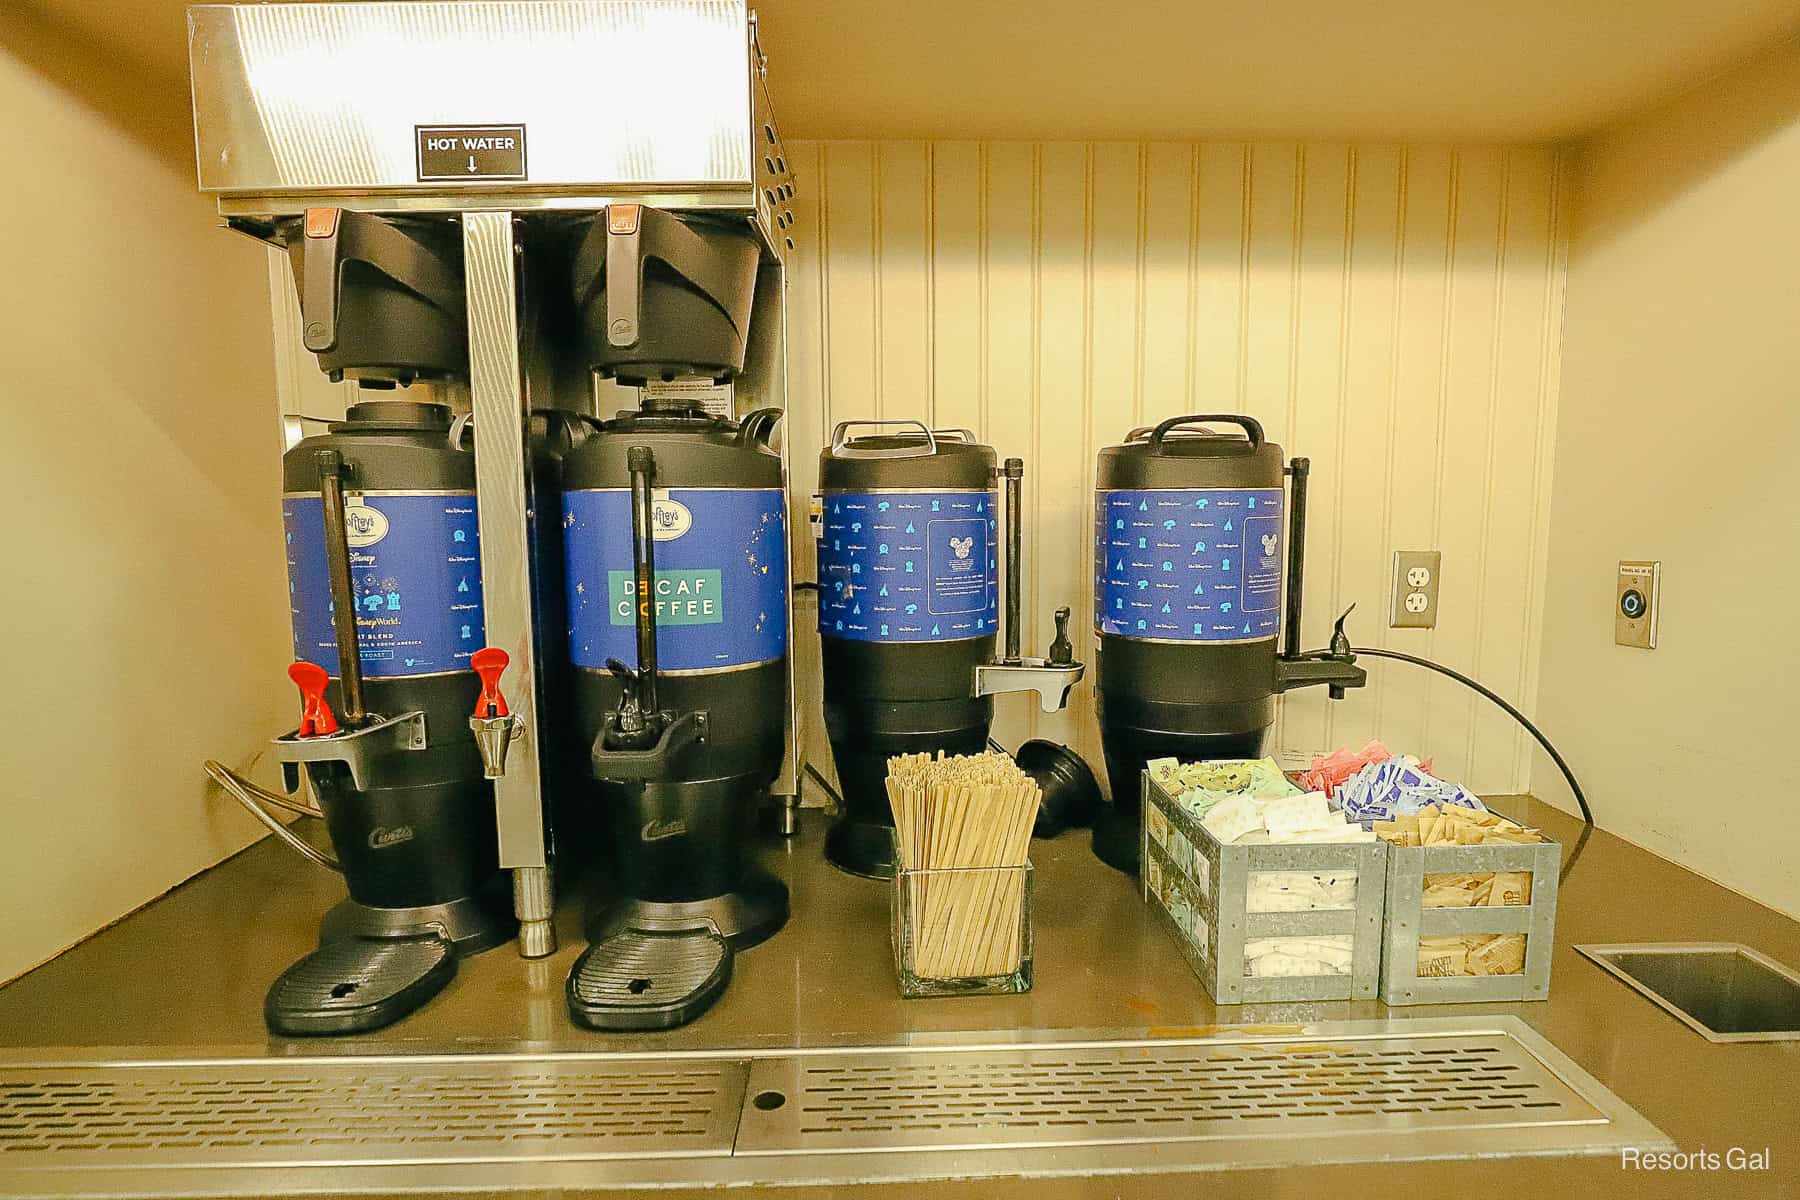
[[264, 934, 456, 1037], [588, 870, 789, 952], [566, 930, 732, 1032], [319, 885, 519, 956]]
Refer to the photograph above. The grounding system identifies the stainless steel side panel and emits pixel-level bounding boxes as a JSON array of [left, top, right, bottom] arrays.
[[462, 212, 547, 872]]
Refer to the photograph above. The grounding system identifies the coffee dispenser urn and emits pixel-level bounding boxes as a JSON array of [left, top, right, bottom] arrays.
[[561, 206, 792, 1029], [816, 423, 1088, 878], [1090, 415, 1367, 875]]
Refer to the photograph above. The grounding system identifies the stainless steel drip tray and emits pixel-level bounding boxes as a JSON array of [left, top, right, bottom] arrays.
[[1578, 942, 1800, 1042], [0, 1018, 1668, 1196]]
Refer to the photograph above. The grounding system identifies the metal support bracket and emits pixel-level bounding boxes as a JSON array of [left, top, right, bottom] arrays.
[[273, 711, 428, 792], [972, 662, 1085, 714]]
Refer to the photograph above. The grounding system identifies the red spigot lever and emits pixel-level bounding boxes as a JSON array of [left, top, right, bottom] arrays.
[[288, 661, 338, 737], [471, 647, 511, 719]]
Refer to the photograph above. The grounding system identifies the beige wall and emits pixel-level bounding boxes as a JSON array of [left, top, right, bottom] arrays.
[[1537, 39, 1800, 917], [783, 141, 1568, 796], [0, 11, 290, 982]]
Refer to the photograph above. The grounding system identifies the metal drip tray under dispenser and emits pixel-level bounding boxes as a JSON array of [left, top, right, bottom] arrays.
[[0, 1019, 1667, 1194]]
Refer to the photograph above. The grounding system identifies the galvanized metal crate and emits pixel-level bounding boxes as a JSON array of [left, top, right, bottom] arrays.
[[1380, 840, 1561, 1005], [1139, 773, 1387, 1004]]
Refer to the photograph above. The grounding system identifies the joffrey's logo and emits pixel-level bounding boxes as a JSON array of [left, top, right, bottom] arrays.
[[343, 503, 389, 548], [650, 494, 692, 542]]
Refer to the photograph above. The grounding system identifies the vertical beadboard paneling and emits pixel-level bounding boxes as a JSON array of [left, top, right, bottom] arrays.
[[794, 140, 1565, 794], [1374, 146, 1452, 753], [1192, 144, 1250, 411], [1426, 146, 1505, 785], [1031, 143, 1091, 747], [930, 143, 984, 432], [981, 143, 1038, 752], [822, 142, 879, 423], [1477, 150, 1557, 784], [875, 142, 932, 419], [1279, 145, 1354, 754], [1077, 143, 1146, 755], [1513, 150, 1569, 787], [1327, 146, 1404, 754]]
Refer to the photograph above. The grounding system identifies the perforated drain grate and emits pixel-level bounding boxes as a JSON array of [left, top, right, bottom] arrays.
[[0, 1020, 1668, 1194], [0, 1058, 746, 1164], [736, 1033, 1593, 1152]]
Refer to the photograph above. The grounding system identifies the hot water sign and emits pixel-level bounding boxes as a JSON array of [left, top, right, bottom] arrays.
[[415, 125, 527, 180], [1094, 487, 1284, 643], [563, 487, 788, 673], [817, 491, 999, 643]]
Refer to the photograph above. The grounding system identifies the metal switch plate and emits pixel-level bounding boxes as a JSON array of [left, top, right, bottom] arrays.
[[1390, 550, 1441, 629], [1616, 560, 1660, 649]]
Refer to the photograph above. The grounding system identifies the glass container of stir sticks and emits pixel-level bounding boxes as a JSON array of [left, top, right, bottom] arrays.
[[892, 856, 1034, 996], [886, 750, 1039, 997]]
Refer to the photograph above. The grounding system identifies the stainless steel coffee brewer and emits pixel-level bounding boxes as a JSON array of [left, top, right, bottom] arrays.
[[190, 0, 802, 1032]]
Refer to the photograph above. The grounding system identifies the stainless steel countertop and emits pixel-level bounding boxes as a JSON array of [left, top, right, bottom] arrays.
[[2, 796, 1797, 1197]]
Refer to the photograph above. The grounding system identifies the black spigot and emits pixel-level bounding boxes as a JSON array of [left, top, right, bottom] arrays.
[[1049, 606, 1074, 666], [1327, 604, 1358, 700], [603, 659, 655, 748]]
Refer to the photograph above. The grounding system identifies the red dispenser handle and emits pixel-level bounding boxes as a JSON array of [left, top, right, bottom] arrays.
[[288, 661, 338, 737], [472, 647, 511, 719]]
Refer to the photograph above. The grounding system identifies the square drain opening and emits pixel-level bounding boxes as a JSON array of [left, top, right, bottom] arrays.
[[1579, 942, 1800, 1042]]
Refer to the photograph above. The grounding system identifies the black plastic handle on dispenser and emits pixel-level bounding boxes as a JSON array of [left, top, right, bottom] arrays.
[[592, 711, 708, 782], [735, 407, 785, 448], [604, 205, 644, 349], [299, 208, 463, 355], [579, 204, 759, 350], [1146, 414, 1265, 448], [626, 445, 660, 714], [314, 449, 367, 724]]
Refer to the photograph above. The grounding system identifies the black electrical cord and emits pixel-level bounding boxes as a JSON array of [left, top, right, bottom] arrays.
[[1349, 645, 1592, 827]]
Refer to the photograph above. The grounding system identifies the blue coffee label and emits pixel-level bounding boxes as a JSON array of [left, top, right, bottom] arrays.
[[818, 490, 999, 642], [284, 491, 484, 677], [564, 487, 788, 672], [1094, 487, 1284, 642]]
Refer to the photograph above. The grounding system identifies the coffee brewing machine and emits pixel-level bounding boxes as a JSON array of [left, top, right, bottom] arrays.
[[191, 0, 802, 1032]]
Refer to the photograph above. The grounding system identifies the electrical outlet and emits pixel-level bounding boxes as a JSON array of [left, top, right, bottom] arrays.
[[1390, 550, 1441, 629], [1616, 560, 1660, 649]]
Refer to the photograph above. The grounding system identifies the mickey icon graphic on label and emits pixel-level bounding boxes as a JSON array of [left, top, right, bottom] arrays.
[[950, 536, 974, 560], [1260, 533, 1279, 558]]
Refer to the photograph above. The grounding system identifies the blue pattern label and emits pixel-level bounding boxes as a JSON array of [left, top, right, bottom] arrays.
[[564, 487, 788, 672], [1094, 487, 1284, 642], [284, 491, 484, 677], [818, 490, 999, 642]]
